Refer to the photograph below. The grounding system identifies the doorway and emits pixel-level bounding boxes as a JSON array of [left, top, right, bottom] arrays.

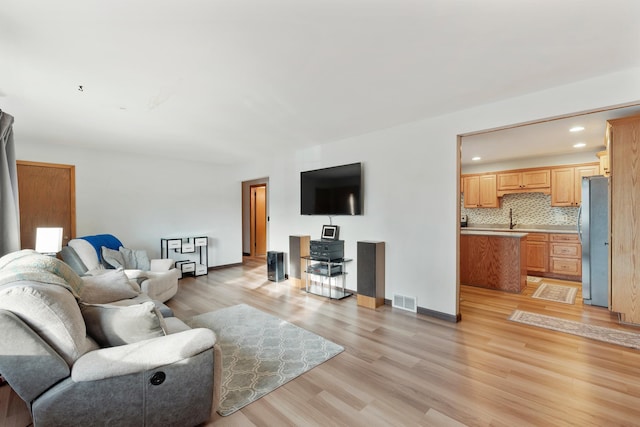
[[250, 184, 267, 256], [16, 161, 76, 249], [241, 178, 269, 258]]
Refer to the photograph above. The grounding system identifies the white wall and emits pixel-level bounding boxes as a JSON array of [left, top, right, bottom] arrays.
[[233, 67, 640, 319], [15, 67, 640, 319], [15, 143, 243, 267]]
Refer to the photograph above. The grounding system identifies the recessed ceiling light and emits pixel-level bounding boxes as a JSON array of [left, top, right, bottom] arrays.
[[471, 156, 481, 161], [573, 142, 586, 148], [570, 126, 585, 132]]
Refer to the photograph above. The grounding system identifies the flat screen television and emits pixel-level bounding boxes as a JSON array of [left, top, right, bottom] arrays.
[[300, 162, 362, 215]]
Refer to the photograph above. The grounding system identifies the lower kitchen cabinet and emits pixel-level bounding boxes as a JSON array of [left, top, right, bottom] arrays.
[[525, 232, 582, 280], [526, 233, 548, 273], [548, 234, 581, 278]]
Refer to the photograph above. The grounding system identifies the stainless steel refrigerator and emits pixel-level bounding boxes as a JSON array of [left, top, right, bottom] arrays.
[[579, 175, 609, 307]]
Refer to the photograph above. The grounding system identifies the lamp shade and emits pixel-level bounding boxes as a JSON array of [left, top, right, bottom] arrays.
[[35, 227, 63, 254]]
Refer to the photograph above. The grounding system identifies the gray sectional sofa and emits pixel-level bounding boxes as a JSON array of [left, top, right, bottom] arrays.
[[0, 249, 221, 426]]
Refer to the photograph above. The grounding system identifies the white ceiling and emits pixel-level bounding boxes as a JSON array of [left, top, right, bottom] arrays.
[[2, 0, 640, 165], [461, 103, 640, 167]]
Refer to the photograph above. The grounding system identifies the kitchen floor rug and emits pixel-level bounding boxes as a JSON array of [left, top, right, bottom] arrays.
[[509, 310, 640, 349], [527, 276, 543, 283], [531, 283, 577, 304], [188, 304, 344, 416]]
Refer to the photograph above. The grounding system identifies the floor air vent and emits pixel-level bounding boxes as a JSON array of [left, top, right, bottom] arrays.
[[392, 294, 417, 312]]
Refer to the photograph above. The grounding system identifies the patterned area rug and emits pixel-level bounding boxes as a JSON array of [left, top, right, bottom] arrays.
[[509, 310, 640, 349], [188, 304, 344, 416], [527, 276, 543, 283], [531, 283, 577, 304]]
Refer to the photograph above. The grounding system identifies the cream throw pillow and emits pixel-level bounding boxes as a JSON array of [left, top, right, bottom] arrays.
[[0, 283, 98, 365], [80, 268, 140, 303], [80, 301, 167, 347]]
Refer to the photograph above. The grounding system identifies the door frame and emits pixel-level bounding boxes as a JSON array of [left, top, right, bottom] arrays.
[[241, 178, 269, 257], [249, 184, 267, 256]]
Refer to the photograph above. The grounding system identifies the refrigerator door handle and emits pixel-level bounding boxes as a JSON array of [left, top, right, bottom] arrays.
[[577, 204, 583, 244]]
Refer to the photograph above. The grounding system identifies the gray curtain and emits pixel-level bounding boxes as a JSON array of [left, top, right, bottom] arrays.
[[0, 110, 20, 256]]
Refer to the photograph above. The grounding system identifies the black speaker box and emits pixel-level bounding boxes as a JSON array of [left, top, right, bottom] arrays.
[[357, 241, 385, 308], [267, 251, 285, 282]]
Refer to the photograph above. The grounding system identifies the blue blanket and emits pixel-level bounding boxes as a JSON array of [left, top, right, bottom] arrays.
[[79, 234, 123, 261]]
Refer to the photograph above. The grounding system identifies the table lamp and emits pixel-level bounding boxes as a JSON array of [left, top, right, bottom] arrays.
[[35, 227, 63, 255]]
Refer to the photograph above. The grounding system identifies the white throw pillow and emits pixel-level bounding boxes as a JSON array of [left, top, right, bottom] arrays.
[[80, 301, 167, 347], [119, 247, 151, 270], [101, 246, 125, 269], [68, 239, 103, 272], [80, 268, 140, 304]]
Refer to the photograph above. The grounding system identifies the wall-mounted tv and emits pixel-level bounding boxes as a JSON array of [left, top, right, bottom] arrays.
[[300, 162, 363, 215]]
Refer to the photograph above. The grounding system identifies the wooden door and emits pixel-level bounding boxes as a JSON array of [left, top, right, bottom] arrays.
[[250, 185, 267, 256], [609, 115, 640, 323], [497, 172, 521, 191], [521, 169, 550, 189], [526, 233, 549, 273], [17, 161, 75, 250], [462, 176, 479, 208], [550, 168, 575, 206], [573, 164, 600, 206], [478, 174, 498, 208]]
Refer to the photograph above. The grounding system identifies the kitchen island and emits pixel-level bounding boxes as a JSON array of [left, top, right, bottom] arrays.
[[460, 230, 528, 293]]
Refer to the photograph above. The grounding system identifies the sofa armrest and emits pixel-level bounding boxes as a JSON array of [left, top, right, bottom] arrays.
[[71, 328, 216, 382], [150, 258, 174, 271]]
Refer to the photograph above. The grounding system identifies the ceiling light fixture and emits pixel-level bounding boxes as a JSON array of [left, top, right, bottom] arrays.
[[573, 142, 586, 148], [570, 126, 584, 132], [471, 156, 481, 161]]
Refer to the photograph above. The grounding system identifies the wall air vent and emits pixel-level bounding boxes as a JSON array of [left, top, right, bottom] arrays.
[[392, 294, 417, 312]]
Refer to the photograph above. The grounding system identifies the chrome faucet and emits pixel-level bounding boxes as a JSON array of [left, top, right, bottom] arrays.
[[509, 208, 516, 229]]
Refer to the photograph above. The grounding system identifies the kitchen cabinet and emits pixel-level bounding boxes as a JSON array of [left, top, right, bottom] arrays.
[[497, 169, 550, 192], [609, 115, 640, 324], [550, 163, 599, 206], [460, 231, 527, 293], [596, 151, 609, 177], [549, 233, 581, 278], [462, 174, 498, 208], [526, 233, 548, 273], [598, 123, 611, 177]]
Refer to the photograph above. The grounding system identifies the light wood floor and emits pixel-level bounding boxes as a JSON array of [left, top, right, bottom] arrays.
[[3, 258, 640, 426]]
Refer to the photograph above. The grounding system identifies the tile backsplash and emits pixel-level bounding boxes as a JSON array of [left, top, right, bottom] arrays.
[[461, 192, 579, 226]]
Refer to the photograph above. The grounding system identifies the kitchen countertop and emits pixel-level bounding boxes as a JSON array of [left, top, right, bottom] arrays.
[[460, 229, 529, 238], [462, 224, 578, 234]]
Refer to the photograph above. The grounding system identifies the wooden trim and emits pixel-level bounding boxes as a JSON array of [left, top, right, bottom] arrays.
[[208, 262, 243, 270], [458, 102, 640, 138], [381, 299, 462, 323], [357, 294, 384, 309]]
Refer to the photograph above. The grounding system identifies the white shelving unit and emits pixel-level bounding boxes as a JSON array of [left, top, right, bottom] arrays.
[[161, 236, 208, 278]]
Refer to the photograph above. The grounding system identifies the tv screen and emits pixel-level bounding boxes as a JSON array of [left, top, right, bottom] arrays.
[[300, 163, 362, 215]]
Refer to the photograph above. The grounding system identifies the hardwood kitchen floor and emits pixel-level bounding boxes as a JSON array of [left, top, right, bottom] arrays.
[[3, 259, 640, 426]]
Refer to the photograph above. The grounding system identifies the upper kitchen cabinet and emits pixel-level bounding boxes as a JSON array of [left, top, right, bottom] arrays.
[[609, 114, 640, 325], [596, 123, 611, 176], [462, 174, 498, 208], [596, 151, 610, 176], [497, 168, 550, 195], [550, 163, 599, 207]]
